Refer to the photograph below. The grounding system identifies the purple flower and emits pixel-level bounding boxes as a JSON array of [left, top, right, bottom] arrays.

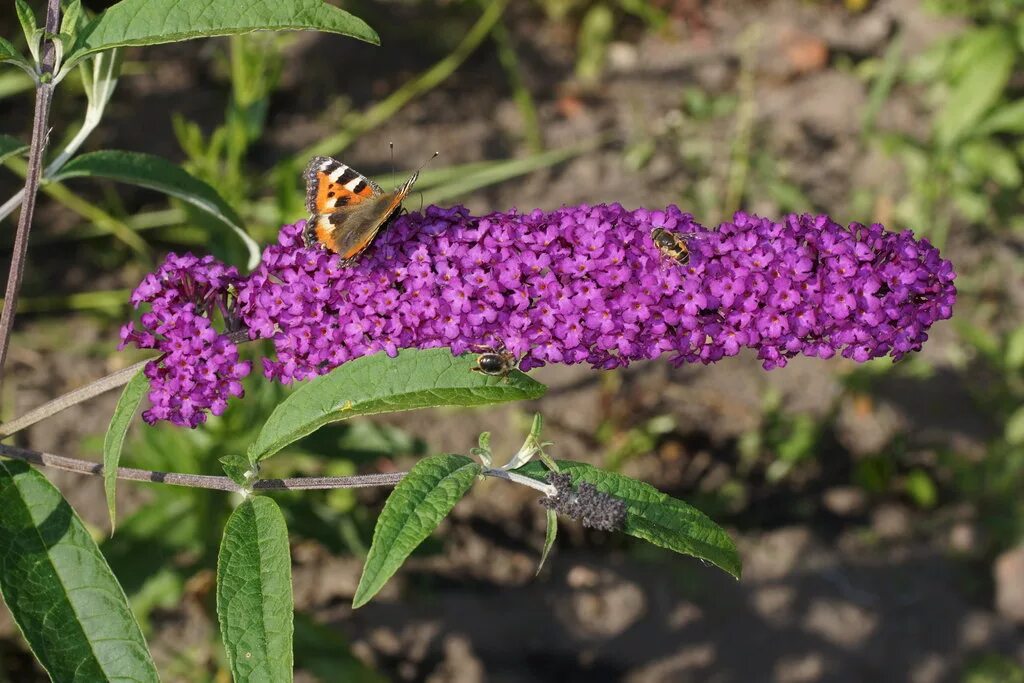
[[120, 253, 251, 427], [123, 205, 956, 426], [232, 205, 954, 381]]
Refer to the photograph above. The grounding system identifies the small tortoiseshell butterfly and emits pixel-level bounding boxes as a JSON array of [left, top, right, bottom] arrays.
[[302, 155, 422, 261]]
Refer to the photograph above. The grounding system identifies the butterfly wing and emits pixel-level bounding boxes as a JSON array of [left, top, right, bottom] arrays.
[[304, 156, 384, 250], [329, 170, 421, 260]]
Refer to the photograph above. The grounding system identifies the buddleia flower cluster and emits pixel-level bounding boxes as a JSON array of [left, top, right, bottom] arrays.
[[121, 204, 956, 426], [118, 253, 250, 427]]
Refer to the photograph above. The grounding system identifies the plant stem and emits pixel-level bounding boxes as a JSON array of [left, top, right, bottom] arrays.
[[0, 358, 152, 438], [0, 448, 554, 495], [0, 443, 409, 492], [0, 0, 62, 382], [0, 331, 250, 439]]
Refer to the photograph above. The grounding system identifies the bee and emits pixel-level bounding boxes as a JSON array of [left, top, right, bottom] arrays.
[[651, 227, 697, 265], [470, 345, 518, 380]]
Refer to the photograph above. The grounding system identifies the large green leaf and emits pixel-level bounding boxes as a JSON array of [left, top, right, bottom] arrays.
[[0, 460, 159, 681], [103, 369, 148, 533], [67, 0, 377, 66], [248, 348, 547, 462], [217, 496, 293, 683], [0, 134, 28, 165], [934, 27, 1016, 147], [50, 150, 260, 267], [353, 454, 480, 608], [515, 461, 742, 578]]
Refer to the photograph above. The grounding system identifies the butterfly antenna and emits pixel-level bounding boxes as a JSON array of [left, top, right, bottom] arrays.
[[389, 141, 395, 177], [416, 151, 439, 174]]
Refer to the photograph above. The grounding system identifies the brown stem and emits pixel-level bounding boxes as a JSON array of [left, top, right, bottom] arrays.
[[0, 0, 63, 382], [1, 331, 252, 439], [0, 443, 408, 492]]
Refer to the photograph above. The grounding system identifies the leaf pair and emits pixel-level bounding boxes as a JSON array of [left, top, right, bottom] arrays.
[[350, 454, 742, 609]]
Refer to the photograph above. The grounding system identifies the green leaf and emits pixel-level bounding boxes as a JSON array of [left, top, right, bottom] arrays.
[[537, 508, 557, 575], [14, 0, 39, 64], [49, 150, 260, 267], [353, 454, 480, 608], [0, 460, 159, 681], [0, 37, 34, 76], [976, 100, 1024, 137], [220, 454, 256, 488], [1005, 405, 1024, 445], [103, 368, 148, 533], [67, 0, 378, 66], [0, 134, 28, 165], [934, 28, 1016, 146], [61, 0, 84, 42], [218, 496, 294, 683], [248, 348, 547, 462], [515, 461, 742, 578]]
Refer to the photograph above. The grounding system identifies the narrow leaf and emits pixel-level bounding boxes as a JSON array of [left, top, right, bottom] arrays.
[[975, 99, 1024, 136], [14, 0, 38, 64], [248, 348, 546, 462], [0, 37, 34, 74], [537, 508, 557, 575], [103, 368, 148, 533], [50, 150, 260, 267], [0, 460, 159, 681], [935, 28, 1016, 146], [353, 454, 480, 608], [515, 461, 742, 578], [68, 0, 378, 65], [218, 496, 294, 682], [0, 134, 28, 165]]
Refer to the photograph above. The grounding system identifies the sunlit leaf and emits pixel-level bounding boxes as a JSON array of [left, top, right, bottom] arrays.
[[218, 496, 294, 682], [103, 368, 148, 533], [67, 0, 377, 67], [248, 348, 546, 462], [50, 150, 261, 267], [515, 461, 741, 578], [353, 454, 480, 608], [0, 460, 159, 681]]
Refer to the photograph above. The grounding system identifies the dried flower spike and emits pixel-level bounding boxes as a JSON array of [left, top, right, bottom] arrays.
[[540, 472, 628, 531]]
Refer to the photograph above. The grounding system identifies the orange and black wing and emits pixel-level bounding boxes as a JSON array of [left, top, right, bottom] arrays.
[[303, 156, 383, 251]]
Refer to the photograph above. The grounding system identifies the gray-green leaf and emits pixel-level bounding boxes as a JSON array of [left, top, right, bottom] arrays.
[[0, 460, 159, 681], [103, 368, 148, 534], [218, 496, 294, 683], [934, 27, 1016, 147], [515, 461, 741, 578], [248, 348, 547, 463], [67, 0, 378, 67], [353, 454, 480, 608], [49, 149, 260, 267], [537, 508, 557, 575]]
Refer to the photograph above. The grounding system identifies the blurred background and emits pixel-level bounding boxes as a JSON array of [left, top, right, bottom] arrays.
[[1, 0, 1023, 680]]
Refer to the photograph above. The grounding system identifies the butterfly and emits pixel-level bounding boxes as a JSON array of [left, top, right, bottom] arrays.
[[302, 155, 422, 261]]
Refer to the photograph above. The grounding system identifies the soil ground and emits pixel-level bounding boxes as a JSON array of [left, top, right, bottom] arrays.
[[1, 0, 1021, 680]]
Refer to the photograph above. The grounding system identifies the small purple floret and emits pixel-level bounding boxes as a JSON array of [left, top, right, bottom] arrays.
[[122, 205, 956, 426]]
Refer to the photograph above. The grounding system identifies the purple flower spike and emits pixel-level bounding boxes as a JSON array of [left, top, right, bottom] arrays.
[[235, 204, 955, 382], [121, 253, 251, 428], [123, 204, 956, 426]]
